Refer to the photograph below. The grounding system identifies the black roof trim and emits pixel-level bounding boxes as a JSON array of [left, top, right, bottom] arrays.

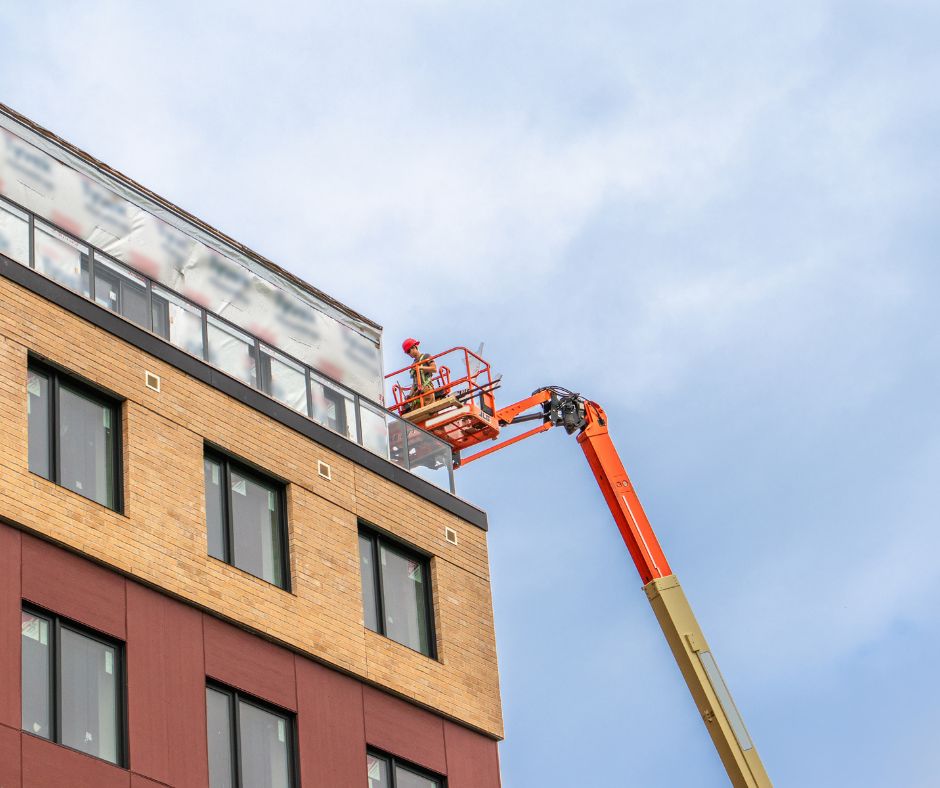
[[0, 257, 487, 530]]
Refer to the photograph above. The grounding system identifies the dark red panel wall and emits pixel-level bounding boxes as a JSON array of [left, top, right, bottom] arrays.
[[22, 734, 130, 788], [0, 723, 21, 787], [203, 614, 297, 711], [363, 685, 448, 775], [295, 658, 366, 787], [0, 526, 21, 729], [444, 720, 502, 788], [21, 535, 126, 639], [0, 522, 502, 787], [126, 583, 208, 787], [131, 775, 171, 788]]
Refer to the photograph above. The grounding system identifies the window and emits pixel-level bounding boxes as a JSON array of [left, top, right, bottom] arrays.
[[151, 284, 205, 358], [27, 361, 121, 511], [21, 607, 125, 766], [204, 450, 289, 589], [309, 370, 358, 441], [206, 685, 295, 788], [367, 751, 444, 788], [358, 527, 435, 657], [92, 253, 150, 329]]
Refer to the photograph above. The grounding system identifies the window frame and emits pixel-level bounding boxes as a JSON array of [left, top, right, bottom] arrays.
[[206, 682, 298, 788], [367, 748, 446, 788], [91, 251, 152, 330], [359, 524, 437, 659], [27, 357, 124, 513], [204, 446, 291, 591], [21, 604, 128, 768]]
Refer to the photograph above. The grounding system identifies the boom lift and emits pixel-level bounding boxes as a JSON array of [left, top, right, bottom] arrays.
[[387, 347, 772, 788]]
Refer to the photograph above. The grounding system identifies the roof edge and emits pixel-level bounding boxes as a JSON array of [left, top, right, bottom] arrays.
[[0, 101, 382, 333], [0, 256, 486, 530]]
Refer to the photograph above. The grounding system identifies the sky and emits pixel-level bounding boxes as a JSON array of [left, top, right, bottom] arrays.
[[3, 1, 939, 785]]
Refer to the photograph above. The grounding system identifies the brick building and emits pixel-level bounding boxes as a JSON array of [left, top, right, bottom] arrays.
[[0, 104, 502, 787]]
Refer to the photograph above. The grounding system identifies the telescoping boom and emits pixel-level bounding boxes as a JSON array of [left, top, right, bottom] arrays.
[[387, 348, 772, 788]]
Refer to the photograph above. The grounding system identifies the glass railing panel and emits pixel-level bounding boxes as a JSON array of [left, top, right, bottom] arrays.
[[34, 221, 89, 296], [151, 284, 205, 358], [309, 370, 358, 442], [385, 412, 410, 469], [8, 199, 458, 492], [206, 315, 257, 387], [0, 198, 29, 266], [93, 253, 149, 329], [402, 422, 454, 488], [260, 344, 308, 416], [360, 402, 391, 460]]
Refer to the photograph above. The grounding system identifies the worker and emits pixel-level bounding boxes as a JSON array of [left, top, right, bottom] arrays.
[[402, 338, 437, 412]]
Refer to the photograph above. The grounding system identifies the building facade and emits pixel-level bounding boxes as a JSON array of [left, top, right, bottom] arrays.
[[0, 105, 502, 787]]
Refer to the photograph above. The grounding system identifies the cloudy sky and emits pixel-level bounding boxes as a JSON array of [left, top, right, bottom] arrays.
[[4, 1, 939, 785]]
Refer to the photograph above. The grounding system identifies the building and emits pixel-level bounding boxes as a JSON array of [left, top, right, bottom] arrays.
[[0, 103, 502, 787]]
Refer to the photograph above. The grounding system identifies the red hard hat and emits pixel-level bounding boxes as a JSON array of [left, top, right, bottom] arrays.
[[402, 338, 420, 353]]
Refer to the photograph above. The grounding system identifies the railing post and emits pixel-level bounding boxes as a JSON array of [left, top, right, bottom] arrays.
[[254, 338, 264, 392], [145, 279, 153, 331], [27, 213, 34, 269], [354, 394, 364, 446], [87, 251, 96, 301], [401, 419, 410, 471], [304, 367, 314, 420], [201, 310, 210, 361]]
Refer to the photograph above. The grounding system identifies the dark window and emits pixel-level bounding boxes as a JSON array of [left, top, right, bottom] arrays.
[[204, 450, 289, 589], [367, 750, 444, 788], [359, 528, 435, 658], [309, 371, 357, 441], [27, 361, 121, 511], [206, 685, 296, 788], [92, 254, 150, 329], [21, 607, 125, 766]]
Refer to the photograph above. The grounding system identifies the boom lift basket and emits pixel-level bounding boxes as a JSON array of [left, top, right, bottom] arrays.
[[386, 346, 502, 455]]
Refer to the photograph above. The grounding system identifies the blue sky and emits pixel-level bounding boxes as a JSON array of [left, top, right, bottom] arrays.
[[3, 2, 939, 785]]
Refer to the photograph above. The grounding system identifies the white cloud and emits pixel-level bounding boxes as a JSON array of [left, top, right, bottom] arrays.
[[4, 4, 939, 784]]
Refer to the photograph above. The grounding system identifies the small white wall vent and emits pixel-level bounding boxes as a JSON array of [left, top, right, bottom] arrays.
[[144, 371, 161, 392], [317, 460, 332, 481], [445, 526, 458, 545]]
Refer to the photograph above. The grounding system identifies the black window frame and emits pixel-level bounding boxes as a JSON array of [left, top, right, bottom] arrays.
[[306, 369, 358, 442], [358, 524, 437, 659], [206, 682, 299, 788], [367, 748, 446, 788], [27, 357, 124, 513], [91, 252, 151, 330], [150, 289, 171, 340], [204, 446, 291, 591], [20, 603, 128, 768]]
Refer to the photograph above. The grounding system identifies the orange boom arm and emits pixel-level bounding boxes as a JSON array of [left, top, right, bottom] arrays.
[[387, 354, 772, 786], [577, 401, 671, 584]]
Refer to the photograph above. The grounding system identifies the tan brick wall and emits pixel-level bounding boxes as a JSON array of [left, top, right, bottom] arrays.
[[0, 276, 503, 738]]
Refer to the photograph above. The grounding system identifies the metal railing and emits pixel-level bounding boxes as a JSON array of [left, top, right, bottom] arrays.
[[386, 345, 498, 415], [0, 194, 455, 493]]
